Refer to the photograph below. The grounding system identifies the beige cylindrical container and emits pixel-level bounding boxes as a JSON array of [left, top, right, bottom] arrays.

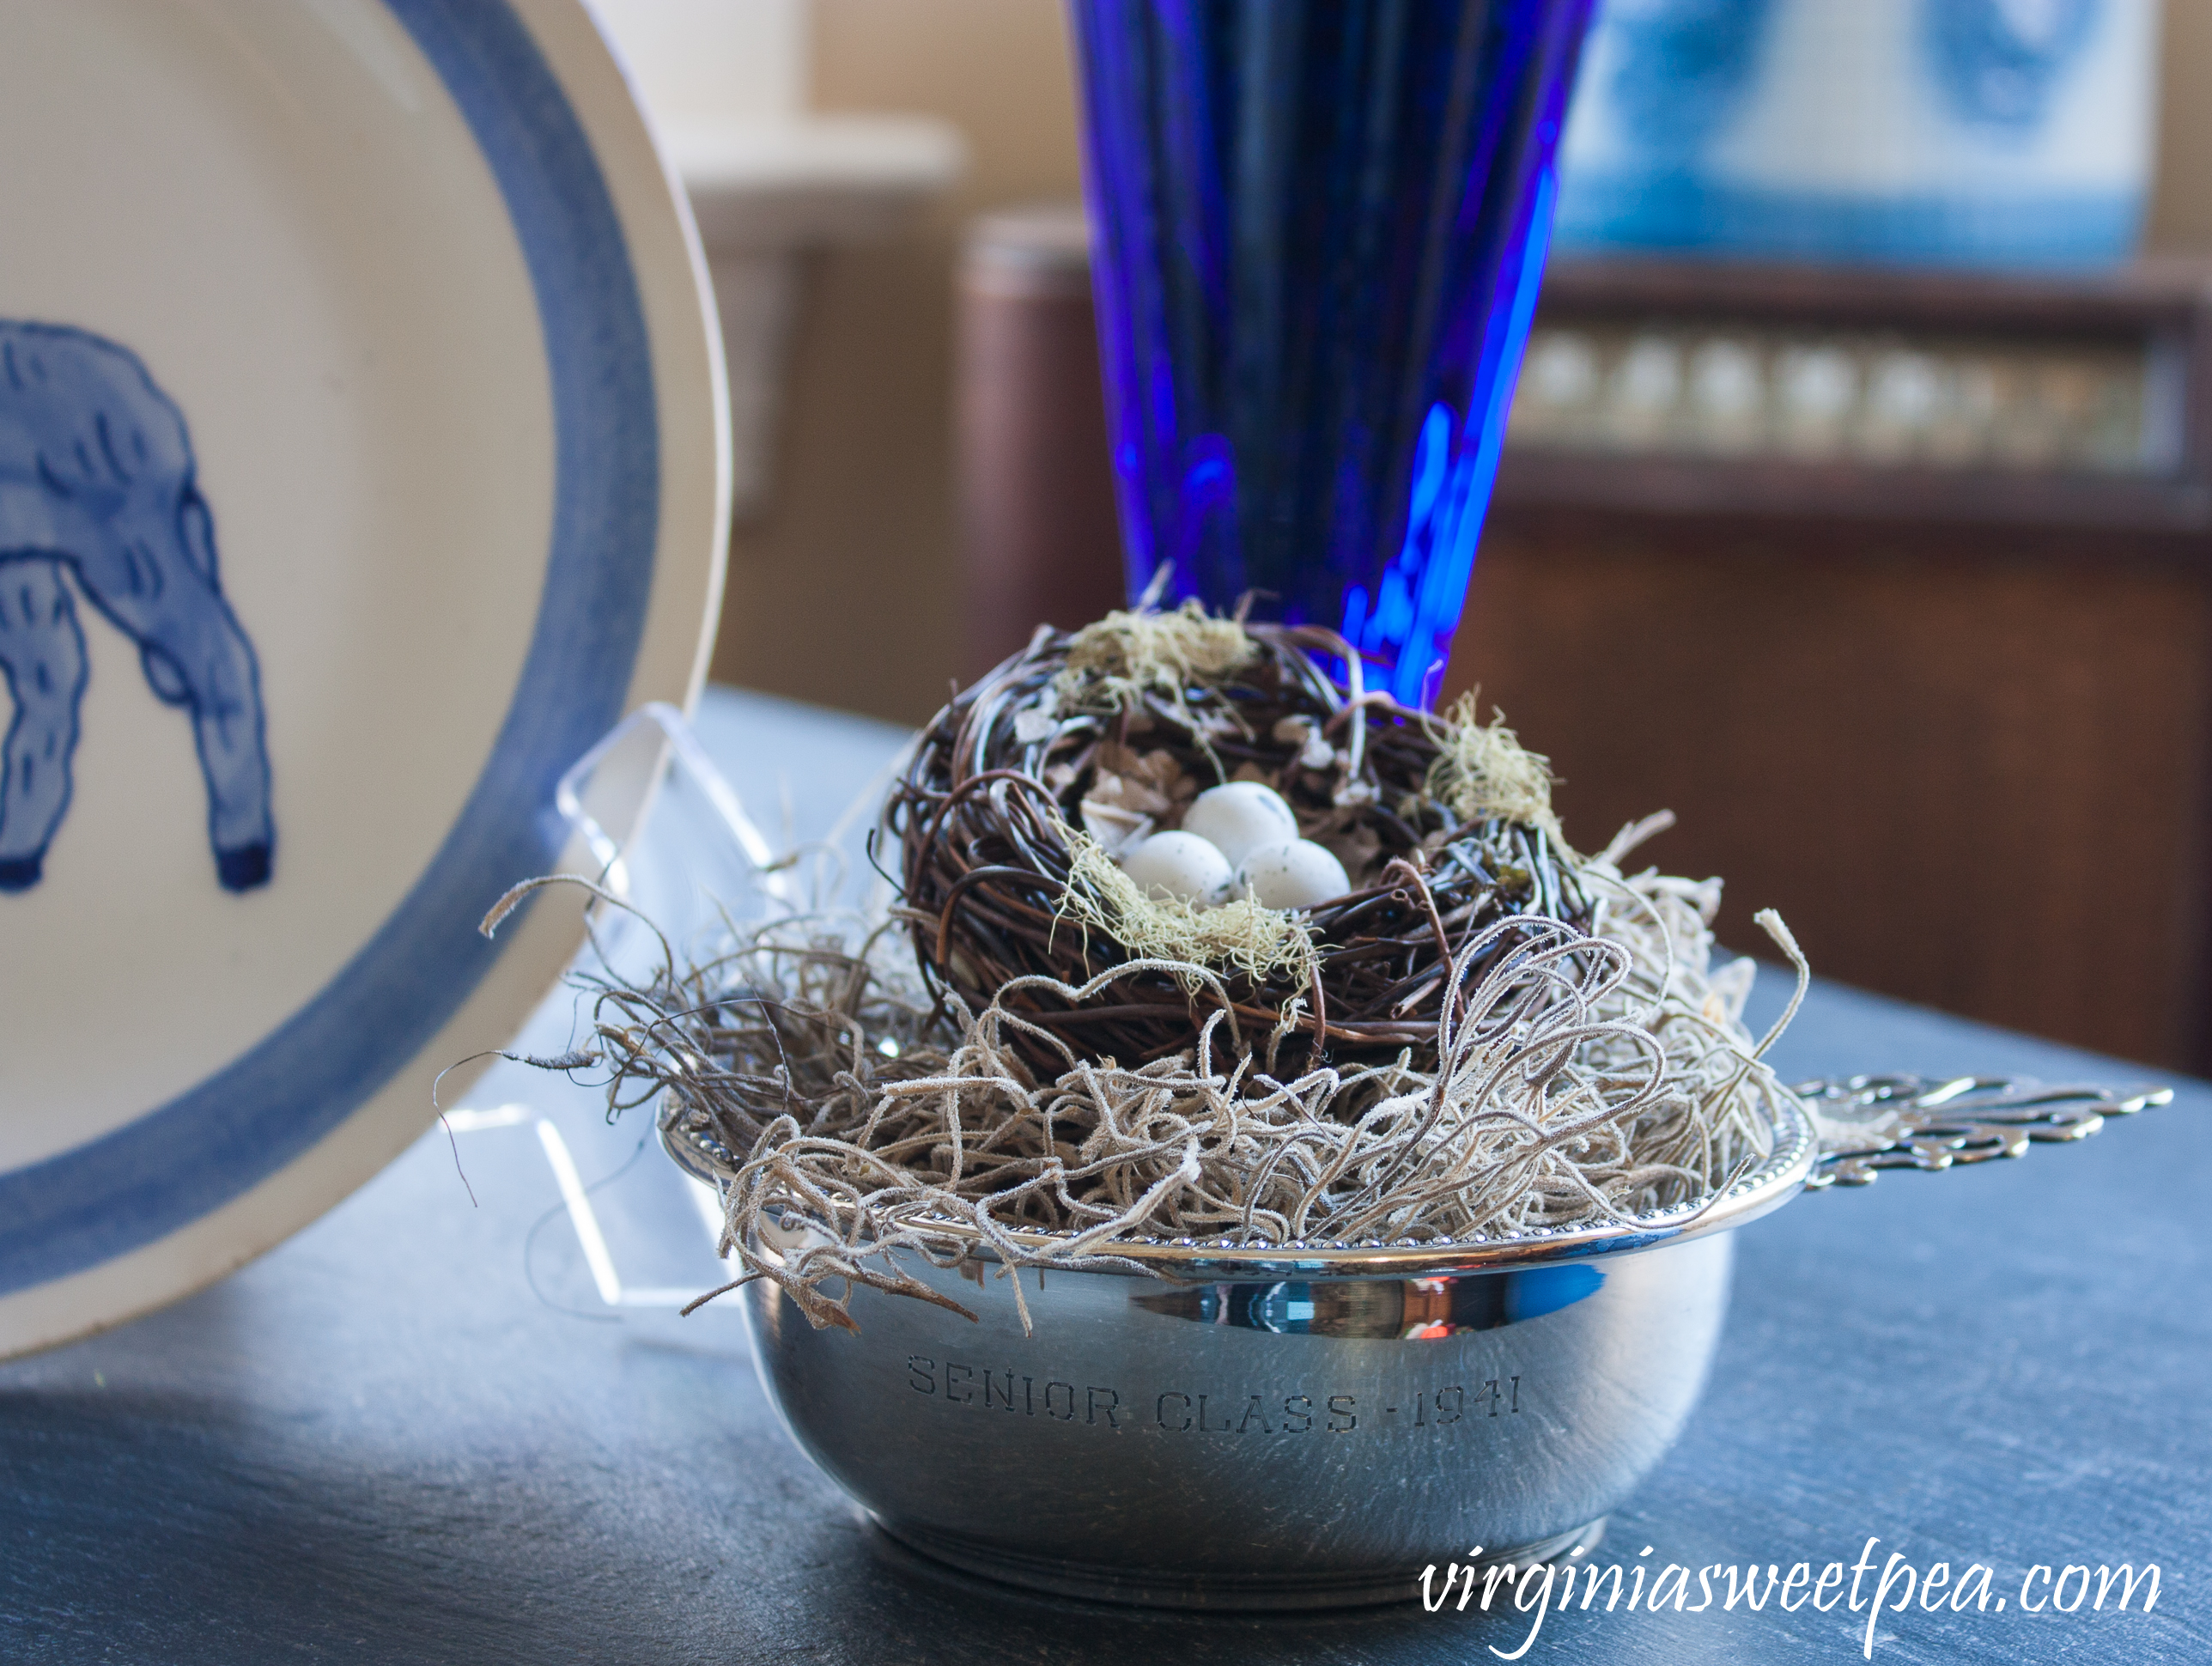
[[955, 203, 1125, 683]]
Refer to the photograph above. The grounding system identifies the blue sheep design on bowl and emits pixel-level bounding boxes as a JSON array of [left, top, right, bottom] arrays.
[[0, 322, 273, 892]]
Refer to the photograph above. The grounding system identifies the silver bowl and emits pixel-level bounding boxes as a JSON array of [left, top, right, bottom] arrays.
[[665, 1075, 2160, 1610]]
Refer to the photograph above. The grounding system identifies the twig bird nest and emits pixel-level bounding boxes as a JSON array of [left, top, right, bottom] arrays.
[[502, 600, 1810, 1335], [884, 603, 1589, 1077]]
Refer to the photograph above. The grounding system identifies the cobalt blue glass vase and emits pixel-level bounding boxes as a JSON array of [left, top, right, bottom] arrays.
[[1070, 0, 1593, 704]]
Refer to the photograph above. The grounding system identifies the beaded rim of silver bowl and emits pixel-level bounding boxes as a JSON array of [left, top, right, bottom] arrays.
[[659, 1088, 1820, 1282]]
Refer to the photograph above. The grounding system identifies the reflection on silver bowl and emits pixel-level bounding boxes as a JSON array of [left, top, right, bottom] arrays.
[[665, 1073, 2165, 1609], [744, 1228, 1733, 1609], [666, 1098, 1817, 1611]]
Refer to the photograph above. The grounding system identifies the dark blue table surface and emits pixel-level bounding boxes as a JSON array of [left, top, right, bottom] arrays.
[[5, 688, 2206, 1664]]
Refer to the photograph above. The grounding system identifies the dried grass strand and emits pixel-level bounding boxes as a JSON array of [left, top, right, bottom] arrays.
[[599, 850, 1798, 1335]]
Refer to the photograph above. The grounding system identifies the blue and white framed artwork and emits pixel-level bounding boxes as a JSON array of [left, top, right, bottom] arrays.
[[1552, 0, 2161, 265], [0, 0, 729, 1359]]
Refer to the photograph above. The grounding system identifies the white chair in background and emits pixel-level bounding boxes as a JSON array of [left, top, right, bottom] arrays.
[[590, 0, 966, 515]]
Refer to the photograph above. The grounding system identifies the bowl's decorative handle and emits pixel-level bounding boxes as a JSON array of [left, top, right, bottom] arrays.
[[1795, 1074, 2174, 1189]]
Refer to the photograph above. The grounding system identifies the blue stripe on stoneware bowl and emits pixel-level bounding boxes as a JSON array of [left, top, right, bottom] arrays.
[[0, 0, 658, 1292]]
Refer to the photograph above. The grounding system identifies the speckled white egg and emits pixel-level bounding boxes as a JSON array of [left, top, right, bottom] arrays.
[[1182, 782, 1300, 869], [1237, 838, 1351, 911], [1121, 830, 1236, 907]]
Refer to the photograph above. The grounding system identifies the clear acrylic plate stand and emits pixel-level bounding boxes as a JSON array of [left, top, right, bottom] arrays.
[[442, 700, 895, 1314]]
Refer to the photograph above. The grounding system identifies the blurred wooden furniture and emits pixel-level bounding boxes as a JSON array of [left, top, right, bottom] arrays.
[[1453, 257, 2212, 1070]]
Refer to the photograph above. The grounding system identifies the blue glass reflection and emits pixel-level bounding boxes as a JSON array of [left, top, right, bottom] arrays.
[[1131, 1263, 1607, 1335], [1071, 0, 1593, 704]]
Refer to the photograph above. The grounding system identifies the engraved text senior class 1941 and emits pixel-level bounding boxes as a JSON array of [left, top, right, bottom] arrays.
[[905, 1357, 1523, 1433]]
